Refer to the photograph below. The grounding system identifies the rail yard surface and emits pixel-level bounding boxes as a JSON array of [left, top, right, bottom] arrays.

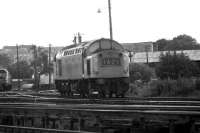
[[0, 92, 200, 133]]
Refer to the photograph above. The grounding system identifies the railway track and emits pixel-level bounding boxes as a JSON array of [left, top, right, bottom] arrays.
[[0, 100, 200, 133], [1, 95, 200, 117], [1, 92, 200, 132], [1, 94, 200, 106], [1, 101, 200, 112]]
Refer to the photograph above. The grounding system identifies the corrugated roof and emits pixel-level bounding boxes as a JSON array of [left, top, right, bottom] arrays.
[[122, 42, 153, 52], [132, 50, 200, 63]]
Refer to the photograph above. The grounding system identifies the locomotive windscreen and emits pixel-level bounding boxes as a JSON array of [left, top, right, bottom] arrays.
[[101, 40, 123, 50]]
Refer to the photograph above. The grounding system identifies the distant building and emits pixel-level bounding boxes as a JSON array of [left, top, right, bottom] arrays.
[[3, 45, 33, 50], [1, 45, 63, 64], [132, 50, 200, 64], [122, 42, 154, 53], [2, 46, 16, 50], [2, 45, 33, 64]]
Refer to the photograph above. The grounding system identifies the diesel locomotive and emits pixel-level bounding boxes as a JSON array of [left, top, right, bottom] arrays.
[[0, 68, 12, 91], [54, 38, 129, 97]]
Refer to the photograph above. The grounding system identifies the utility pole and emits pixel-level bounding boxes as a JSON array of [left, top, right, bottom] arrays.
[[145, 46, 149, 64], [49, 44, 51, 89], [108, 0, 113, 40], [16, 44, 20, 90], [128, 51, 133, 63], [33, 45, 38, 89]]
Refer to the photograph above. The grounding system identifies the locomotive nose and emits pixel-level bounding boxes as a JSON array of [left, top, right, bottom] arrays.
[[92, 51, 129, 78]]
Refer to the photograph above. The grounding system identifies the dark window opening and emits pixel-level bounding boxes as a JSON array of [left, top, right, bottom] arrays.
[[58, 60, 62, 76], [87, 59, 91, 76]]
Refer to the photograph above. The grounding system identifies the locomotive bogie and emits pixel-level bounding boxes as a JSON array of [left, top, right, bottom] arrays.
[[55, 77, 129, 98]]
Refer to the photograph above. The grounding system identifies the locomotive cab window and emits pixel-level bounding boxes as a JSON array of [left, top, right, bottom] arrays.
[[101, 40, 123, 51], [87, 42, 100, 55], [101, 40, 111, 49], [112, 42, 123, 51]]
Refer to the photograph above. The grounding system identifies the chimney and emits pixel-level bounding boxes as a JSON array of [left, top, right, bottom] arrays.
[[78, 32, 82, 44], [73, 36, 77, 44]]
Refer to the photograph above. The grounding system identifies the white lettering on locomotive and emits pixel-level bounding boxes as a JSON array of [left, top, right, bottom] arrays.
[[63, 48, 82, 56]]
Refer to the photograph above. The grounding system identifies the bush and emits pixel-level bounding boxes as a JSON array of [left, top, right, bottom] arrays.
[[127, 82, 149, 97], [147, 78, 195, 97], [156, 52, 200, 79], [127, 78, 198, 97], [149, 79, 177, 97], [176, 78, 195, 96], [127, 83, 138, 97], [129, 63, 155, 83]]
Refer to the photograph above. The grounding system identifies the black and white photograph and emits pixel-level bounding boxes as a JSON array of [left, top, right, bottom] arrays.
[[0, 0, 200, 132]]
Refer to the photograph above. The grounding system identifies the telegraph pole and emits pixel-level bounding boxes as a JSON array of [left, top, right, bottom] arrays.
[[33, 45, 38, 89], [145, 46, 149, 64], [16, 44, 20, 90], [108, 0, 113, 40], [48, 44, 51, 89]]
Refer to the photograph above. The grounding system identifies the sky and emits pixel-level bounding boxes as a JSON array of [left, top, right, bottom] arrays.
[[0, 0, 200, 48]]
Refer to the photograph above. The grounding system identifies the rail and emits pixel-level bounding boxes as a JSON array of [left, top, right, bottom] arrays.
[[0, 99, 200, 132], [0, 125, 95, 133], [2, 96, 200, 106]]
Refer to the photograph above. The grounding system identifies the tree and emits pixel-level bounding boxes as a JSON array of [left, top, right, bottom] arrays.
[[8, 61, 33, 79], [155, 52, 200, 79], [31, 47, 53, 75], [164, 34, 200, 50], [0, 53, 11, 68], [154, 34, 200, 51], [154, 39, 169, 51], [129, 63, 155, 83]]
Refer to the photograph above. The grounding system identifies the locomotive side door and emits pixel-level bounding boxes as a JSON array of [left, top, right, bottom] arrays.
[[87, 59, 91, 76], [82, 48, 85, 78]]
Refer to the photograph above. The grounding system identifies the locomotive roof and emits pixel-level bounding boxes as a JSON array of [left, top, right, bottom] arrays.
[[61, 38, 120, 50], [55, 38, 123, 59], [61, 39, 101, 51]]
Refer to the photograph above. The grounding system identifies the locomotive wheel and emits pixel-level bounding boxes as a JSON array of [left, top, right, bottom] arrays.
[[109, 91, 113, 98], [77, 80, 89, 98], [1, 83, 6, 91], [66, 83, 72, 97], [115, 81, 121, 98], [60, 83, 66, 96], [0, 85, 3, 91], [99, 85, 106, 98], [56, 81, 66, 96], [7, 84, 12, 91], [108, 82, 113, 98]]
